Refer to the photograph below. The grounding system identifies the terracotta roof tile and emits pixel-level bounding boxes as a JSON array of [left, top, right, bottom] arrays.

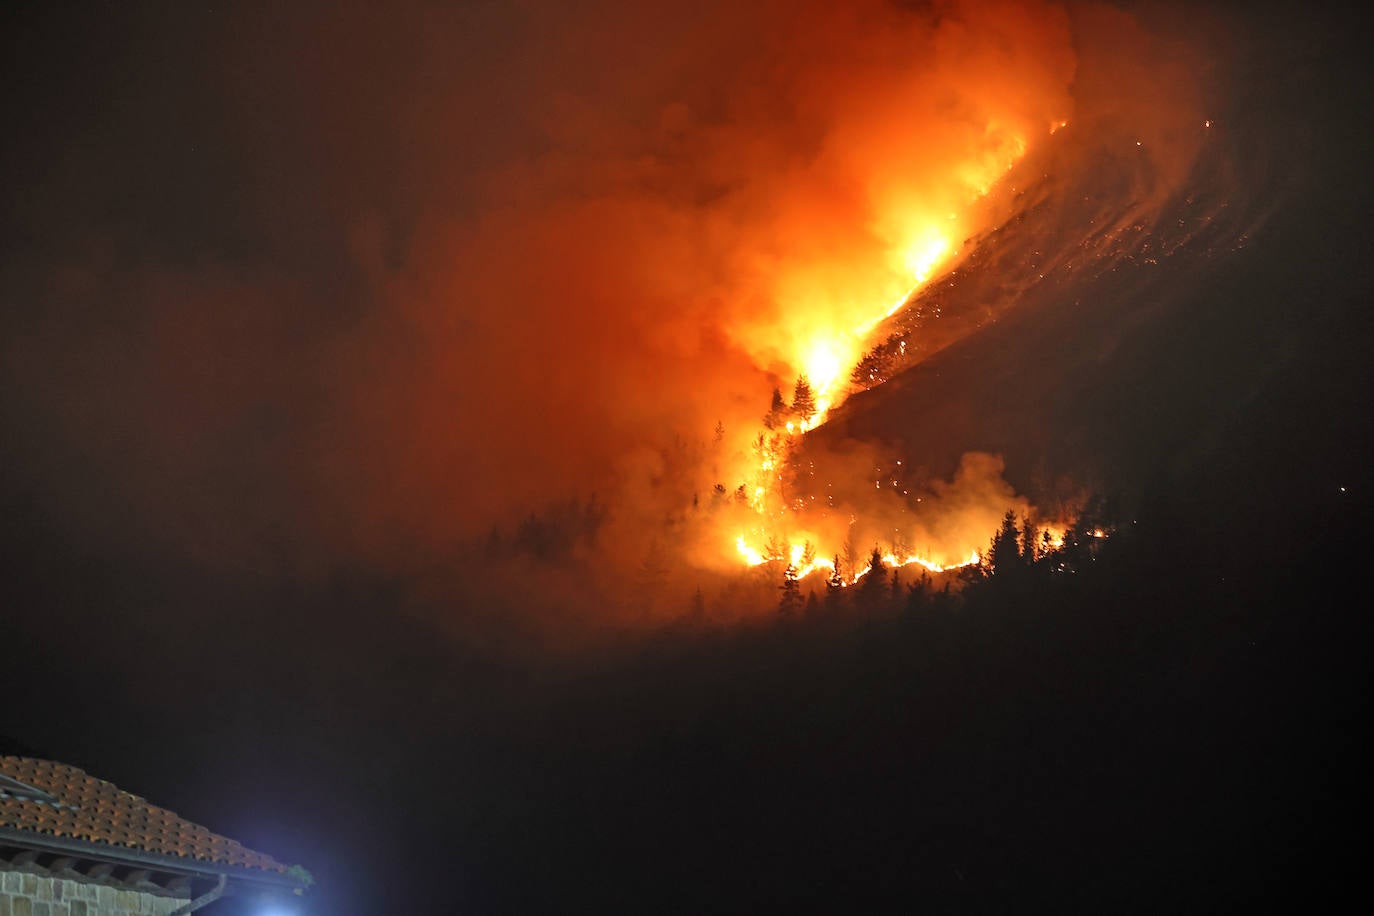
[[0, 756, 290, 876]]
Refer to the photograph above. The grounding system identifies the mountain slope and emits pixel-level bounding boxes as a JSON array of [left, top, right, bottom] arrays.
[[809, 14, 1372, 528]]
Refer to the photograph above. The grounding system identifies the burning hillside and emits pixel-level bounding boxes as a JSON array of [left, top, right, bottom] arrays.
[[0, 0, 1268, 630], [664, 3, 1256, 607], [440, 0, 1268, 626]]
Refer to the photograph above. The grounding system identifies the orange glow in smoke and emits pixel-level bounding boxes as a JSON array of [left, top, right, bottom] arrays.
[[717, 118, 1058, 578]]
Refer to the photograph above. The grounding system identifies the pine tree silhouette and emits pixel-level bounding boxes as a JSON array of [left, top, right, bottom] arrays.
[[890, 565, 904, 612], [856, 547, 887, 610], [906, 569, 934, 613], [791, 375, 817, 424], [824, 556, 847, 611], [764, 387, 788, 430], [778, 563, 803, 616], [1020, 514, 1039, 565], [988, 510, 1021, 577]]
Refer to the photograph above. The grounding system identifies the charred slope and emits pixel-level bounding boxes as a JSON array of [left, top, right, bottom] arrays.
[[809, 15, 1373, 534]]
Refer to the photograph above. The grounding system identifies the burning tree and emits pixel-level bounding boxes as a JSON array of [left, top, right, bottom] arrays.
[[791, 375, 817, 425], [825, 557, 846, 611], [778, 564, 803, 616], [763, 387, 788, 430], [851, 334, 908, 388]]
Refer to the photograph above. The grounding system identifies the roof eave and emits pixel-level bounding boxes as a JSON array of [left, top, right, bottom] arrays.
[[0, 826, 308, 893]]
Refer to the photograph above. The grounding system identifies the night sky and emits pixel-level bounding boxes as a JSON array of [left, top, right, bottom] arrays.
[[4, 2, 1372, 913]]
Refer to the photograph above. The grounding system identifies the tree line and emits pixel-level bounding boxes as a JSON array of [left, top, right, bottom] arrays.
[[774, 496, 1116, 617]]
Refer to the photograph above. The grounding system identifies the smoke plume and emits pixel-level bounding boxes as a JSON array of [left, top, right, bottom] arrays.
[[0, 0, 1217, 630]]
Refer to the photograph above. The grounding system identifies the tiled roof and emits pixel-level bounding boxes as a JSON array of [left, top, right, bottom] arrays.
[[0, 756, 291, 877]]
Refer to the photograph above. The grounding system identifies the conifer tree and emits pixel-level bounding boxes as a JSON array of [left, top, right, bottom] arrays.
[[1057, 525, 1082, 573], [841, 532, 859, 588], [791, 374, 817, 424], [764, 535, 787, 563], [764, 387, 787, 430], [824, 556, 846, 611], [906, 570, 933, 613], [1020, 515, 1039, 565], [856, 547, 887, 610], [779, 563, 803, 616], [989, 510, 1021, 577]]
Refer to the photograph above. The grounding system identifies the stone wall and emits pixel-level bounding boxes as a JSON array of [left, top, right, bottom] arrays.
[[0, 872, 188, 916]]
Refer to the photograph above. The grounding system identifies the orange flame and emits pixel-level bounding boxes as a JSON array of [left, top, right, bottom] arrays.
[[715, 120, 1063, 577]]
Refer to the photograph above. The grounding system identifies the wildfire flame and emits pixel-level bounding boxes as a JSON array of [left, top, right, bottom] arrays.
[[718, 122, 1064, 581], [733, 533, 982, 582]]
